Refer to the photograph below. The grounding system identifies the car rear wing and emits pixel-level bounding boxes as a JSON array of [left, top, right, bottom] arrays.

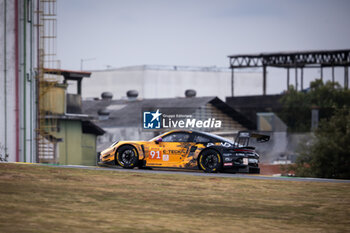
[[234, 131, 270, 148]]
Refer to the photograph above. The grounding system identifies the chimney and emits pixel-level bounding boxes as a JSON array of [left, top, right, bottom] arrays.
[[185, 89, 196, 98], [97, 109, 110, 121], [101, 92, 113, 100], [126, 90, 138, 100]]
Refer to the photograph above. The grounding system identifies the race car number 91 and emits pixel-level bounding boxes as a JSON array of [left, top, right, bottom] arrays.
[[149, 150, 169, 161]]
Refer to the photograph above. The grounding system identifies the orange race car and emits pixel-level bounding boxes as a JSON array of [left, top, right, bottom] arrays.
[[98, 130, 269, 173]]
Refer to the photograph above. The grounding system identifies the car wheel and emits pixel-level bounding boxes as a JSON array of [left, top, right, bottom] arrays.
[[116, 145, 138, 169], [198, 149, 222, 173]]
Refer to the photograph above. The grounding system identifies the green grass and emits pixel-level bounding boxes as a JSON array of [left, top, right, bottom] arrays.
[[0, 163, 349, 233]]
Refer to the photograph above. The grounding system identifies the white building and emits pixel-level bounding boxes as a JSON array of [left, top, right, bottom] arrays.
[[0, 0, 58, 163], [82, 65, 263, 100], [0, 0, 41, 162]]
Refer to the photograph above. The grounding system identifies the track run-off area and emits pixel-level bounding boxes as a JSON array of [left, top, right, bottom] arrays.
[[1, 162, 350, 232], [15, 162, 350, 183]]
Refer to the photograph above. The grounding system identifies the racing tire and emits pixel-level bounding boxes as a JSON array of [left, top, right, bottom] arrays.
[[198, 149, 222, 173], [116, 145, 138, 169]]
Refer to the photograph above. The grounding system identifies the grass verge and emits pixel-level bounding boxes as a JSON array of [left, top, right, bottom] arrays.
[[0, 163, 349, 233]]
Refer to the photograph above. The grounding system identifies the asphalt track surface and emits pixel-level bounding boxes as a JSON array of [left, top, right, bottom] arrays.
[[28, 163, 350, 183]]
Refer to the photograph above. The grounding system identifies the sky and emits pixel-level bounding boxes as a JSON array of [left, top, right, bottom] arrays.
[[57, 0, 350, 71]]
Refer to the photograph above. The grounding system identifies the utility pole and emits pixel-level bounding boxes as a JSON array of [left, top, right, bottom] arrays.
[[80, 57, 96, 71]]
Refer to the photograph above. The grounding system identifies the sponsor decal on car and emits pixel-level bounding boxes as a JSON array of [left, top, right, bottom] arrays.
[[162, 154, 169, 161], [163, 149, 187, 155], [223, 153, 233, 156], [243, 158, 249, 165]]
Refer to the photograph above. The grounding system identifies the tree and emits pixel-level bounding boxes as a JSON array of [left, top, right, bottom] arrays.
[[279, 80, 350, 132], [292, 107, 350, 179], [279, 86, 310, 132]]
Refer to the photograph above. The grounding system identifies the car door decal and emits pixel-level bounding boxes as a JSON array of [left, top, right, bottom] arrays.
[[148, 148, 162, 160]]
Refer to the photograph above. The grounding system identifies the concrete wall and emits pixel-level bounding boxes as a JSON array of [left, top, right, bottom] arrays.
[[82, 66, 262, 100], [0, 0, 38, 162], [0, 0, 15, 162]]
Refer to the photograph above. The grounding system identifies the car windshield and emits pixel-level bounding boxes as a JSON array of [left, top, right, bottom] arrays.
[[148, 131, 187, 142], [109, 141, 118, 148], [149, 134, 162, 142]]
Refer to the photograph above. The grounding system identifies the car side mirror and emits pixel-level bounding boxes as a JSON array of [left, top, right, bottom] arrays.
[[155, 137, 162, 144]]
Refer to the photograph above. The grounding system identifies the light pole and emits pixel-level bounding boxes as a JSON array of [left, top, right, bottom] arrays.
[[80, 57, 96, 71]]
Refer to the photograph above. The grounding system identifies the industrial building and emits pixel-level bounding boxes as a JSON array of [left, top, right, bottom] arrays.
[[0, 0, 40, 162], [40, 69, 104, 165], [82, 65, 262, 100]]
